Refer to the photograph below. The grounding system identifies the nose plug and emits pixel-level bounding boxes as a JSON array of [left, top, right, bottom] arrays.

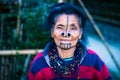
[[61, 32, 71, 37]]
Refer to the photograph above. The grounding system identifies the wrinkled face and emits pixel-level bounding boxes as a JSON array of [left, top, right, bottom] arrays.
[[51, 14, 82, 50]]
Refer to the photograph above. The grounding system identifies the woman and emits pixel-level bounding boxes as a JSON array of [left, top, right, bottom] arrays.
[[28, 3, 112, 80]]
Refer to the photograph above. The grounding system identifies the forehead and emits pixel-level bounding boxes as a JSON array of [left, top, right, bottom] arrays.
[[56, 14, 79, 23]]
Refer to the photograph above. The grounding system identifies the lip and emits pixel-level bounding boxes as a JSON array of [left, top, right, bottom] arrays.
[[60, 39, 72, 41]]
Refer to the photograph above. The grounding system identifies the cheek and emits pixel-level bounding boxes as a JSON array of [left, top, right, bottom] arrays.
[[52, 30, 62, 39], [71, 31, 81, 40]]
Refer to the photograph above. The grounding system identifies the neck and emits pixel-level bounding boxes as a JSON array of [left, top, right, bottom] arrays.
[[57, 46, 76, 59]]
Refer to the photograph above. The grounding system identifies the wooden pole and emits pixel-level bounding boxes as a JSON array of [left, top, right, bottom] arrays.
[[16, 0, 22, 37], [0, 49, 43, 55]]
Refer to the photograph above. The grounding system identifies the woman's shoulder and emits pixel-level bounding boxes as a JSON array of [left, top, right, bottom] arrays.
[[30, 52, 45, 69], [85, 49, 105, 67], [87, 49, 97, 54], [32, 52, 43, 63], [86, 49, 102, 60], [29, 52, 49, 75]]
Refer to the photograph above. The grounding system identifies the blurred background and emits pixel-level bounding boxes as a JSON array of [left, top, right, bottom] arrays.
[[0, 0, 120, 80]]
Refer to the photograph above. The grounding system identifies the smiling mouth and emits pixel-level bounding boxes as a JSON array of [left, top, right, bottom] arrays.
[[59, 42, 71, 50], [58, 39, 71, 50]]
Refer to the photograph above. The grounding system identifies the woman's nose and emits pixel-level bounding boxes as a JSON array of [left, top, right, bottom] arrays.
[[61, 32, 71, 37]]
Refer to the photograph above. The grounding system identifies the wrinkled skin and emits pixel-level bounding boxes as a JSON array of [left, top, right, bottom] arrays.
[[51, 14, 82, 58]]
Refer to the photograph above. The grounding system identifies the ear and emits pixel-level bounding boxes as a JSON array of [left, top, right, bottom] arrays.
[[79, 30, 83, 39], [51, 29, 54, 38]]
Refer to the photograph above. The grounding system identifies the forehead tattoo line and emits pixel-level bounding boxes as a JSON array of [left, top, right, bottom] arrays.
[[66, 16, 69, 31]]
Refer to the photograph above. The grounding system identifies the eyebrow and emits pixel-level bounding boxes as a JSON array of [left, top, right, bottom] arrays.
[[70, 23, 76, 27], [57, 24, 64, 27]]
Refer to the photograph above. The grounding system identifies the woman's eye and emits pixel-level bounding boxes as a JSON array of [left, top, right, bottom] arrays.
[[56, 26, 63, 29], [71, 26, 77, 30], [70, 24, 77, 30], [56, 24, 64, 29]]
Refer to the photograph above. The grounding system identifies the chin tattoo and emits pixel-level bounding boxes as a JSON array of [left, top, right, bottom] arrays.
[[59, 42, 72, 50]]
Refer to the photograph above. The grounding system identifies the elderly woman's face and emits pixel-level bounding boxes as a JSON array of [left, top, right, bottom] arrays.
[[51, 14, 82, 50]]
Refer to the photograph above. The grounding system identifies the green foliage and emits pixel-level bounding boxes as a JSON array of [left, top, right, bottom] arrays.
[[0, 1, 57, 79], [0, 1, 58, 79], [0, 54, 36, 80], [0, 0, 57, 50]]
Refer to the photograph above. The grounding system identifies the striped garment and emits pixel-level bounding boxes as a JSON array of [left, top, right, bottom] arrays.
[[27, 42, 112, 80]]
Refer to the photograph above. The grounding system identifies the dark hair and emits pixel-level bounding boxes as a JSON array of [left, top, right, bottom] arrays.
[[47, 3, 87, 43], [47, 3, 86, 29]]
